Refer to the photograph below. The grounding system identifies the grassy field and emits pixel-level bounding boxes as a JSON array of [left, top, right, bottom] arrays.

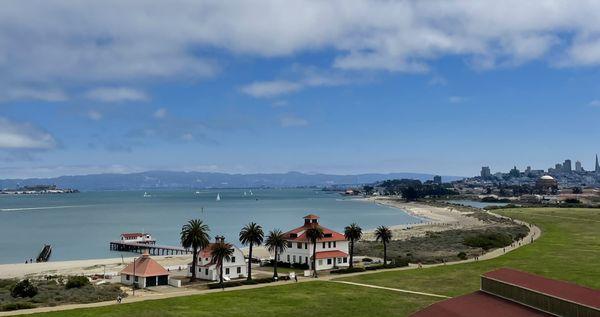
[[30, 208, 599, 316], [339, 208, 600, 296]]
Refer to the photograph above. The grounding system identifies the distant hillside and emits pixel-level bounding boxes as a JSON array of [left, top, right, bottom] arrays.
[[0, 171, 464, 191]]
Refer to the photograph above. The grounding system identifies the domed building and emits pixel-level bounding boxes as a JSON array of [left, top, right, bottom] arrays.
[[536, 175, 558, 193]]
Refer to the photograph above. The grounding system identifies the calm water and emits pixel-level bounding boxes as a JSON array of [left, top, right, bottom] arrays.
[[0, 189, 423, 264]]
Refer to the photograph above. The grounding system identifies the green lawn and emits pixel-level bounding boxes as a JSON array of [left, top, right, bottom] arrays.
[[31, 282, 435, 317], [30, 208, 600, 316]]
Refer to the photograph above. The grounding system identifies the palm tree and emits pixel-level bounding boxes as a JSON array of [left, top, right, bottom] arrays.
[[180, 219, 210, 282], [344, 223, 363, 268], [374, 225, 393, 266], [264, 229, 287, 279], [210, 241, 234, 288], [239, 222, 264, 281], [305, 226, 324, 277]]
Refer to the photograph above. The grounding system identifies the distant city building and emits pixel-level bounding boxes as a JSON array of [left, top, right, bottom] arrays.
[[575, 161, 583, 172], [433, 175, 442, 184], [509, 166, 520, 177], [555, 163, 563, 171], [563, 159, 572, 172], [481, 166, 492, 179], [536, 175, 558, 194], [596, 154, 600, 173]]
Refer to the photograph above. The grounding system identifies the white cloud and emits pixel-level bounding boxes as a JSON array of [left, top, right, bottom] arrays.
[[0, 117, 56, 150], [449, 96, 467, 104], [153, 108, 168, 119], [0, 86, 67, 102], [588, 100, 600, 107], [85, 87, 149, 102], [86, 110, 103, 121], [280, 115, 308, 128], [241, 81, 302, 98], [3, 0, 600, 97]]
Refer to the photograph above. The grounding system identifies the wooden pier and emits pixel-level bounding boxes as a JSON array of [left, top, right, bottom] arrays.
[[109, 241, 191, 256]]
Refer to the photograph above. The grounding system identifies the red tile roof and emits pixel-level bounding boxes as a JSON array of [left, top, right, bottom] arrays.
[[283, 224, 346, 242], [120, 254, 169, 277], [483, 268, 600, 310], [315, 250, 348, 259], [410, 291, 552, 317]]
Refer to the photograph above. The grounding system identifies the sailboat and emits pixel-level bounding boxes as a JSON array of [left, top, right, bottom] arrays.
[[249, 190, 254, 196], [244, 191, 247, 196], [216, 193, 221, 201], [143, 192, 151, 198], [195, 191, 201, 195]]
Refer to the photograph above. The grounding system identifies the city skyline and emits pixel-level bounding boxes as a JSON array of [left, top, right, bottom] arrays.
[[3, 2, 600, 178]]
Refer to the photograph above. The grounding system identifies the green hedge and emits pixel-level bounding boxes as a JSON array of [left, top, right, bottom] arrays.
[[207, 277, 275, 289], [1, 302, 36, 311], [330, 267, 366, 274]]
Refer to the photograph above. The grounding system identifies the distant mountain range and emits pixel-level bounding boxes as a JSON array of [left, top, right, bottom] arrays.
[[0, 171, 465, 191]]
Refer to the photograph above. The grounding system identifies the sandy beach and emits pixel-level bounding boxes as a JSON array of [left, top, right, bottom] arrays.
[[361, 197, 488, 240]]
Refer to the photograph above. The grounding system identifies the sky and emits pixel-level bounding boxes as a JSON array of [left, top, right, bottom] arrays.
[[2, 0, 600, 179]]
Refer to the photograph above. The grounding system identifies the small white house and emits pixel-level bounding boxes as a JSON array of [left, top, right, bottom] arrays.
[[120, 252, 169, 288], [189, 236, 247, 281], [280, 214, 350, 271], [120, 232, 155, 244]]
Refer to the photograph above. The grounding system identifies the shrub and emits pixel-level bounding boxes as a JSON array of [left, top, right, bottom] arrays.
[[563, 198, 581, 204], [291, 263, 309, 270], [207, 278, 275, 289], [1, 302, 36, 311], [392, 257, 409, 267], [330, 267, 366, 274], [463, 233, 513, 250], [65, 276, 90, 289], [457, 252, 468, 260], [10, 279, 38, 298], [361, 258, 373, 262]]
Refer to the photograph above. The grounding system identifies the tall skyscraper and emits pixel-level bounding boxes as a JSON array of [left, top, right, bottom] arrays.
[[596, 154, 600, 173], [563, 159, 572, 172], [481, 166, 491, 179], [575, 161, 583, 172]]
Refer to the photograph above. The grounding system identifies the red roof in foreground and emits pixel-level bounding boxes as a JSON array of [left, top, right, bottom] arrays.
[[483, 268, 600, 310], [410, 291, 552, 317], [120, 254, 169, 277], [315, 250, 348, 259]]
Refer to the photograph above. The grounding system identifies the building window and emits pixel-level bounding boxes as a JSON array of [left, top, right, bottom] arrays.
[[328, 242, 331, 248], [287, 255, 290, 262], [287, 242, 292, 248], [337, 258, 342, 264], [318, 259, 323, 266], [205, 268, 209, 275], [304, 243, 308, 249], [237, 267, 241, 274], [134, 276, 139, 282], [327, 258, 332, 265], [343, 257, 347, 263], [292, 255, 296, 263], [305, 257, 308, 263], [297, 242, 302, 249], [231, 256, 235, 263], [333, 241, 336, 248], [322, 242, 326, 248], [225, 268, 230, 274], [126, 275, 130, 281]]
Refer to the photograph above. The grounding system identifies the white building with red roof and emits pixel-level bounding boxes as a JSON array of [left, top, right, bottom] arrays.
[[119, 232, 155, 245], [189, 236, 247, 281], [280, 214, 349, 271], [120, 251, 169, 288]]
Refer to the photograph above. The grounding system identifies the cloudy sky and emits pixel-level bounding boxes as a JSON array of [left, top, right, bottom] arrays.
[[2, 0, 600, 178]]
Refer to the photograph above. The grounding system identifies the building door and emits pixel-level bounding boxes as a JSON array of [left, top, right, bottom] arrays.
[[146, 276, 157, 287], [157, 275, 168, 285]]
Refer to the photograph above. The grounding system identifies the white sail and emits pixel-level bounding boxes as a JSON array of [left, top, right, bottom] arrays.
[[216, 193, 221, 201]]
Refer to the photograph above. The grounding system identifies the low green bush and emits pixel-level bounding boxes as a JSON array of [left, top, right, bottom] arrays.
[[65, 276, 90, 289], [1, 302, 36, 311], [463, 232, 513, 250], [10, 279, 38, 298], [457, 252, 468, 260], [330, 267, 366, 274], [207, 278, 275, 289]]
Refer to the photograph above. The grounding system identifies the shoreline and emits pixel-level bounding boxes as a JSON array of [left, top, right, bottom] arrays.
[[361, 197, 488, 241]]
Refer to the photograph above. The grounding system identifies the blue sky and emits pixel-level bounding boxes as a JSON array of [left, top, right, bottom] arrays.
[[2, 1, 600, 178]]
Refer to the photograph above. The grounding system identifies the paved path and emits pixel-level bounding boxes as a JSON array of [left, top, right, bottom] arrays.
[[0, 215, 542, 316], [332, 281, 450, 299]]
